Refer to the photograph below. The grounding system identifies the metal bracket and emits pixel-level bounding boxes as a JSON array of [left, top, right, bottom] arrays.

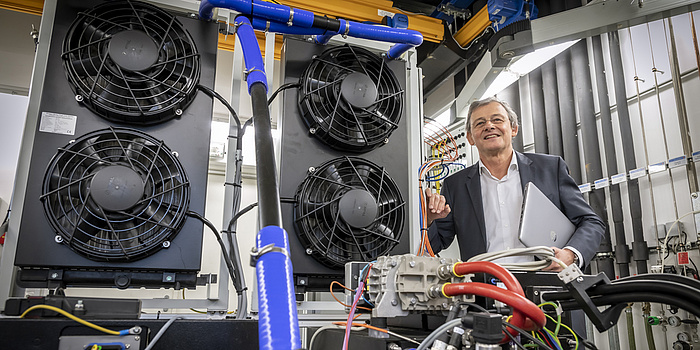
[[558, 267, 626, 332], [249, 243, 290, 267]]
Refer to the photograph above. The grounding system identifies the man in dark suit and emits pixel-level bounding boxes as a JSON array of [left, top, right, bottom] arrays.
[[426, 97, 604, 271]]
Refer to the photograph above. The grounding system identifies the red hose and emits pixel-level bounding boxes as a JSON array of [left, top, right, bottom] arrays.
[[442, 282, 546, 329], [452, 261, 541, 335]]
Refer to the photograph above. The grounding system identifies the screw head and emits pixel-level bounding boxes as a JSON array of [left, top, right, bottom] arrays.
[[501, 51, 515, 58], [175, 109, 183, 116], [576, 277, 584, 282], [134, 336, 140, 341], [75, 95, 83, 102], [409, 261, 416, 268], [68, 139, 76, 144], [299, 279, 306, 285], [50, 273, 59, 279], [442, 302, 448, 309], [308, 167, 316, 173], [534, 291, 539, 296], [162, 241, 171, 248], [410, 298, 417, 304], [172, 151, 179, 157], [309, 127, 316, 134], [305, 248, 313, 255], [383, 138, 389, 144], [391, 299, 398, 306], [55, 235, 63, 243], [125, 345, 131, 349], [165, 275, 173, 281], [693, 193, 698, 199]]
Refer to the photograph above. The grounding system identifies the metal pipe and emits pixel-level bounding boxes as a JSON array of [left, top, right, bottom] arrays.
[[645, 23, 681, 222], [556, 50, 582, 184], [627, 27, 661, 268], [529, 68, 549, 154], [571, 40, 615, 279], [608, 30, 648, 274], [665, 17, 698, 193], [541, 60, 564, 157], [592, 35, 630, 279]]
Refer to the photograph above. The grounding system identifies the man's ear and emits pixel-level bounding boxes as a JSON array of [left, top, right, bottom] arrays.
[[511, 124, 519, 138], [466, 131, 475, 146]]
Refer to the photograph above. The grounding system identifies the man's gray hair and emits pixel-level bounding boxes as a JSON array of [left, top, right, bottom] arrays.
[[466, 97, 519, 133]]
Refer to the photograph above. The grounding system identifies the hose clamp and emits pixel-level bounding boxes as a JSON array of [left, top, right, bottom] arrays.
[[250, 243, 290, 266], [343, 22, 350, 38], [243, 68, 265, 81], [265, 20, 270, 33], [287, 9, 294, 26]]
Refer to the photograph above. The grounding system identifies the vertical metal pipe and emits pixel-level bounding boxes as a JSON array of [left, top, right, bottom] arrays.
[[665, 18, 698, 193], [499, 82, 524, 152], [541, 60, 564, 157], [529, 68, 549, 154], [592, 35, 631, 278], [608, 30, 648, 274], [556, 50, 583, 184], [571, 40, 615, 278]]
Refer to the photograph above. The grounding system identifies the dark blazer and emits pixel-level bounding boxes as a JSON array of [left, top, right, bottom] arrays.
[[428, 151, 605, 266]]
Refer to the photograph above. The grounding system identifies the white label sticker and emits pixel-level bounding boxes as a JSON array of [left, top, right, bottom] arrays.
[[611, 173, 627, 185], [594, 178, 609, 189], [692, 151, 700, 163], [578, 183, 591, 193], [629, 167, 646, 180], [378, 9, 395, 18], [648, 161, 666, 174], [668, 156, 687, 169], [39, 112, 77, 135]]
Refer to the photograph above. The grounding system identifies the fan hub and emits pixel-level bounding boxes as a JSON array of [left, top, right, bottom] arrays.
[[90, 165, 145, 211], [338, 189, 378, 228], [340, 72, 378, 109], [108, 30, 159, 72]]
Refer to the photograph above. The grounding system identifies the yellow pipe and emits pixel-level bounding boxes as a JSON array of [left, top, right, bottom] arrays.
[[453, 6, 490, 47], [0, 0, 43, 16]]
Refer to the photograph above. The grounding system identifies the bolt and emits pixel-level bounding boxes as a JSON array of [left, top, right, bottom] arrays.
[[50, 273, 59, 279], [391, 299, 398, 306], [165, 275, 173, 281], [55, 235, 63, 243], [309, 127, 316, 134], [383, 138, 389, 144], [75, 95, 83, 102], [308, 167, 316, 173], [391, 259, 397, 267], [172, 151, 179, 157], [693, 193, 698, 199], [175, 109, 183, 116], [439, 258, 446, 264], [189, 13, 197, 18], [134, 336, 140, 341], [409, 261, 415, 268], [68, 139, 76, 144], [305, 248, 313, 255], [162, 241, 171, 248], [299, 279, 306, 285], [410, 298, 417, 304], [534, 291, 539, 296], [132, 326, 142, 334], [307, 37, 313, 42], [125, 345, 131, 349], [576, 277, 584, 282], [442, 302, 448, 309], [501, 51, 515, 58]]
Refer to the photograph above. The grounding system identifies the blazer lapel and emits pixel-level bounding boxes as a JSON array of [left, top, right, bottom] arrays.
[[465, 165, 486, 242], [516, 151, 533, 193]]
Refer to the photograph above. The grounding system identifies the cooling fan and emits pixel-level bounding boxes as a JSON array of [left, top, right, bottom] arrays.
[[62, 0, 201, 125], [294, 156, 405, 267], [41, 127, 190, 261], [298, 45, 404, 152]]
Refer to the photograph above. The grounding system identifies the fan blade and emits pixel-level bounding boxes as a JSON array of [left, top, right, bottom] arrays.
[[140, 81, 171, 111], [143, 203, 176, 228], [95, 78, 131, 109], [70, 55, 103, 77], [50, 172, 85, 199]]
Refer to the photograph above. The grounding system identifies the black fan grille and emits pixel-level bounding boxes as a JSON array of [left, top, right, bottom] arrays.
[[298, 45, 404, 152], [41, 127, 190, 261], [294, 156, 404, 267], [62, 0, 200, 125]]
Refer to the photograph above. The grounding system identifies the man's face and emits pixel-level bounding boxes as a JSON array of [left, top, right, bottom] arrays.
[[466, 102, 518, 157]]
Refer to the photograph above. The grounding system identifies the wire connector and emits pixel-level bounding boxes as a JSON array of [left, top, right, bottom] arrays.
[[557, 262, 584, 284]]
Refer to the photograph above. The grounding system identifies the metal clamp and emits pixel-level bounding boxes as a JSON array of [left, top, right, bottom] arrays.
[[343, 22, 350, 38], [243, 68, 265, 81], [250, 243, 290, 266], [265, 20, 271, 33], [287, 9, 294, 26]]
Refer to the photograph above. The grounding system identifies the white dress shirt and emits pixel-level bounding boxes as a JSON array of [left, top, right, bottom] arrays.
[[479, 152, 530, 264]]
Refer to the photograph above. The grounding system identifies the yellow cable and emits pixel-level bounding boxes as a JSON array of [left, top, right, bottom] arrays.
[[20, 305, 122, 336]]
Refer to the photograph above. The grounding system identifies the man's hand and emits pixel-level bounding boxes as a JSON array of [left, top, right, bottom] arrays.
[[542, 247, 576, 272], [425, 187, 451, 227]]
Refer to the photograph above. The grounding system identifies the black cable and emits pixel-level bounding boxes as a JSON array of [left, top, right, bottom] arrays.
[[186, 211, 243, 294], [503, 320, 555, 350], [225, 197, 296, 236], [552, 293, 700, 318], [502, 324, 528, 350], [615, 273, 700, 290], [196, 84, 243, 148], [267, 82, 300, 106]]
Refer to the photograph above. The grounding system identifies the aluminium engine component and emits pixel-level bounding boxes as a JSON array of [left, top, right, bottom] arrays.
[[365, 254, 473, 318]]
